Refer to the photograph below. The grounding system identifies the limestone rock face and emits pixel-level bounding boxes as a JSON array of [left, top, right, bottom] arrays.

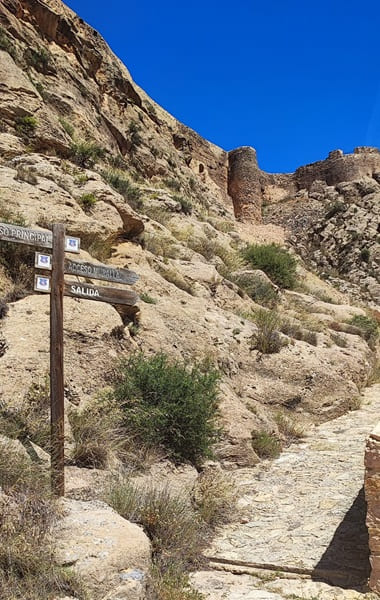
[[55, 499, 151, 600], [365, 422, 380, 594]]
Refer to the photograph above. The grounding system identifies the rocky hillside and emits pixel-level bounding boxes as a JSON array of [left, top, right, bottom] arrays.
[[0, 1, 379, 599]]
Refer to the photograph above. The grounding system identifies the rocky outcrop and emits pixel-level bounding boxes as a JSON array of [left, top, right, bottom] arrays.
[[365, 421, 380, 595], [55, 499, 151, 599]]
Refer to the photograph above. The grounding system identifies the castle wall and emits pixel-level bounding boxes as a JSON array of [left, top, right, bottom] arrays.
[[365, 422, 380, 594]]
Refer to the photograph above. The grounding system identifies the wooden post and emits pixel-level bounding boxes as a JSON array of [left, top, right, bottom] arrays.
[[50, 224, 65, 496]]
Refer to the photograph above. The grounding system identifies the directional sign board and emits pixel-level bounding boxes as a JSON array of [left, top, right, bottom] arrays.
[[64, 258, 139, 285], [64, 281, 139, 305], [0, 223, 80, 253], [35, 253, 138, 285], [1, 221, 140, 497]]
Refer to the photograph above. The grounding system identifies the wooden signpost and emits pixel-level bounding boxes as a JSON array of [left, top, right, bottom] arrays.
[[0, 222, 139, 496]]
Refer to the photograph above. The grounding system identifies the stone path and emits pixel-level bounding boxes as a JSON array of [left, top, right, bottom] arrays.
[[192, 384, 380, 600]]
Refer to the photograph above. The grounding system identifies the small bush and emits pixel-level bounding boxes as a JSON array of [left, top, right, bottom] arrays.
[[0, 207, 34, 296], [164, 177, 181, 192], [58, 117, 74, 138], [144, 233, 179, 259], [0, 377, 51, 451], [0, 298, 9, 319], [70, 139, 105, 168], [15, 165, 38, 185], [280, 318, 318, 346], [102, 168, 143, 210], [192, 469, 236, 528], [360, 247, 370, 263], [78, 193, 97, 213], [243, 243, 298, 289], [128, 120, 143, 150], [68, 394, 123, 469], [111, 353, 221, 464], [274, 411, 305, 442], [140, 292, 157, 304], [250, 309, 283, 354], [159, 266, 195, 295], [251, 431, 281, 458], [174, 195, 192, 215], [25, 46, 52, 72], [348, 314, 379, 348], [0, 26, 16, 60], [144, 205, 169, 225], [15, 115, 38, 137], [0, 463, 85, 599], [231, 272, 278, 308]]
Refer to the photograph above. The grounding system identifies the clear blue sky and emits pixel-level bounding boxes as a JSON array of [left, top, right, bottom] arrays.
[[65, 0, 380, 173]]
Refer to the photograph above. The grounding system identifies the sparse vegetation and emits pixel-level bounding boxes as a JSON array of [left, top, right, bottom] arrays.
[[140, 292, 158, 304], [144, 233, 179, 259], [0, 207, 34, 298], [174, 194, 192, 215], [69, 393, 123, 469], [164, 177, 181, 192], [15, 115, 38, 138], [78, 192, 97, 213], [111, 352, 221, 464], [231, 272, 279, 308], [15, 165, 38, 185], [279, 318, 318, 346], [102, 168, 143, 209], [274, 411, 306, 442], [159, 265, 195, 294], [348, 314, 379, 348], [0, 438, 86, 600], [59, 117, 75, 138], [192, 469, 236, 527], [250, 309, 283, 354], [0, 377, 50, 451], [143, 205, 170, 225], [70, 139, 105, 168], [243, 243, 298, 289], [128, 120, 143, 151], [251, 430, 281, 458], [0, 26, 16, 60], [25, 46, 52, 72]]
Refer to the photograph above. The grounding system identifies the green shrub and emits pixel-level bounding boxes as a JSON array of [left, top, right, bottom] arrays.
[[140, 292, 158, 304], [102, 169, 142, 210], [231, 273, 278, 307], [243, 243, 297, 289], [0, 26, 16, 60], [164, 177, 181, 192], [25, 46, 52, 73], [174, 195, 192, 215], [251, 431, 281, 458], [250, 309, 283, 354], [128, 120, 143, 150], [348, 314, 379, 348], [15, 115, 38, 137], [78, 193, 97, 213], [70, 140, 105, 168], [112, 353, 221, 464], [58, 117, 74, 138]]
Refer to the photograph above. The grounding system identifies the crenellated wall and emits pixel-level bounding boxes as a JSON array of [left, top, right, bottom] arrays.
[[226, 146, 380, 222], [365, 422, 380, 595]]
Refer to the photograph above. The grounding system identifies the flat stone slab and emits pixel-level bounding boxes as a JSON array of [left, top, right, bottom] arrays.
[[205, 385, 380, 582]]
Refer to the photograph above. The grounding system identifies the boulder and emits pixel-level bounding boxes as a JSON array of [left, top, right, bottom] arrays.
[[55, 499, 151, 599]]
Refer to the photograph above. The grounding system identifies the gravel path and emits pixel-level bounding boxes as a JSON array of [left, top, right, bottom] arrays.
[[192, 384, 380, 600]]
